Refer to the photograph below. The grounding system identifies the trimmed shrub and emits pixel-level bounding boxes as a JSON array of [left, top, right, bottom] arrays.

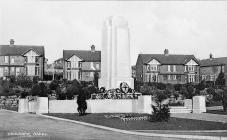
[[77, 90, 87, 116], [31, 82, 48, 97], [150, 90, 170, 122]]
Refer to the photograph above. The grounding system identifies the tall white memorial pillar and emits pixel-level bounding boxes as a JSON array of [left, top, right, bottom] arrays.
[[99, 16, 134, 89]]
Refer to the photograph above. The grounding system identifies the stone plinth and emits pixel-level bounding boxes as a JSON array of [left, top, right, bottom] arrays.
[[36, 97, 48, 114], [193, 96, 206, 113], [184, 99, 192, 110], [18, 99, 29, 113], [99, 16, 134, 89], [28, 101, 36, 113], [137, 95, 153, 114]]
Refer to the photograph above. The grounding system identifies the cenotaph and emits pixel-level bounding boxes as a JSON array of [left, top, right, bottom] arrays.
[[99, 16, 134, 89]]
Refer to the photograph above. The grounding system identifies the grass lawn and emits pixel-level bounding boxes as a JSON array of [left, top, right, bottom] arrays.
[[1, 106, 18, 112], [46, 113, 227, 130], [206, 110, 227, 115]]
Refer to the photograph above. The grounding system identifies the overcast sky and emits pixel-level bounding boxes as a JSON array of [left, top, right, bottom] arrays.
[[1, 1, 227, 65]]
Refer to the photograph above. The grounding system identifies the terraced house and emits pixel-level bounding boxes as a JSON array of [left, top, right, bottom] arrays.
[[136, 49, 200, 84], [200, 54, 227, 85], [0, 39, 45, 79], [63, 45, 101, 82]]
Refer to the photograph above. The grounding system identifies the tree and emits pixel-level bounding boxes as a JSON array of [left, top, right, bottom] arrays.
[[215, 71, 225, 87]]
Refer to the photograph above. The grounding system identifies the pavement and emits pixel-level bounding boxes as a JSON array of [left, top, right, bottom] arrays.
[[171, 109, 227, 123], [0, 110, 189, 140], [0, 109, 226, 140]]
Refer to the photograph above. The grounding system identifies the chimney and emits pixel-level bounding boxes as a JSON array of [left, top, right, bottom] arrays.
[[164, 49, 169, 56], [209, 53, 213, 60], [10, 39, 15, 46], [91, 45, 95, 52]]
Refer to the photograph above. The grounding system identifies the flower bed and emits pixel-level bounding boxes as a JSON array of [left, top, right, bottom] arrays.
[[104, 113, 149, 121]]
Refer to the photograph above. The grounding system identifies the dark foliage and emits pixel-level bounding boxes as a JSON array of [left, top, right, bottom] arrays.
[[215, 71, 225, 87], [174, 84, 182, 91], [49, 80, 60, 91], [93, 72, 99, 87], [77, 90, 87, 116], [20, 91, 28, 99], [15, 74, 32, 88], [150, 91, 170, 122], [31, 82, 48, 97]]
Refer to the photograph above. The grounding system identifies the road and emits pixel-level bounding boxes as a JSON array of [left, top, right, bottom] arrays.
[[0, 110, 187, 140]]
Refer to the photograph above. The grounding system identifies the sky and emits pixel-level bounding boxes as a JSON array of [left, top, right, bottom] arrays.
[[1, 0, 227, 65]]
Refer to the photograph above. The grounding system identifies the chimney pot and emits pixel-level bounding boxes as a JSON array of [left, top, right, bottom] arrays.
[[10, 39, 15, 46], [164, 49, 169, 56], [91, 45, 95, 52], [209, 53, 213, 60]]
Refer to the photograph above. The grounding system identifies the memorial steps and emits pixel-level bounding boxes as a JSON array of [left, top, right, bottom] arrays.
[[169, 106, 192, 114]]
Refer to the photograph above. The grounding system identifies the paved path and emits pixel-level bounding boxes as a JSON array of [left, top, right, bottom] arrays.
[[0, 110, 186, 140], [171, 113, 227, 123]]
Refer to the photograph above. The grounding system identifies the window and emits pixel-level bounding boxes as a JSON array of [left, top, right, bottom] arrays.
[[4, 67, 8, 73], [188, 65, 195, 72], [188, 74, 195, 83], [35, 66, 39, 76], [78, 62, 82, 68], [67, 62, 71, 68], [202, 75, 206, 80], [173, 75, 176, 80], [4, 56, 8, 63], [16, 67, 20, 76], [177, 75, 181, 81], [167, 65, 171, 72], [184, 66, 187, 72], [149, 65, 157, 71], [210, 75, 215, 81], [173, 65, 176, 72], [11, 67, 15, 73], [147, 65, 150, 71], [11, 58, 14, 63], [168, 75, 171, 80], [163, 75, 167, 81], [96, 63, 100, 69]]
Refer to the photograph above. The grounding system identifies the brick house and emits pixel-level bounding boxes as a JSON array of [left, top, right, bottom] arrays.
[[0, 39, 45, 79], [63, 45, 101, 82], [135, 49, 200, 84], [200, 54, 227, 85]]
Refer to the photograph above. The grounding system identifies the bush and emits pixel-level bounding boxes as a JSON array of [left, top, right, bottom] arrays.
[[16, 74, 32, 88], [20, 91, 28, 99], [49, 80, 60, 91], [140, 85, 157, 95], [31, 82, 48, 97], [174, 84, 182, 91], [195, 81, 206, 91], [83, 85, 98, 99], [77, 90, 87, 116], [150, 91, 170, 122]]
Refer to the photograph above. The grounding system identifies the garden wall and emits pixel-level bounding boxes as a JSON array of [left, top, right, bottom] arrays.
[[48, 96, 154, 114], [49, 100, 78, 113]]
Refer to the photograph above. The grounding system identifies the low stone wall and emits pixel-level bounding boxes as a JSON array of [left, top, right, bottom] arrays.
[[49, 100, 78, 113], [87, 99, 136, 113]]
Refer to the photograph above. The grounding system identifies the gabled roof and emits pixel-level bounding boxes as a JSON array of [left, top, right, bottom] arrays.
[[200, 57, 227, 67], [0, 45, 44, 56], [139, 54, 200, 65], [63, 50, 101, 62]]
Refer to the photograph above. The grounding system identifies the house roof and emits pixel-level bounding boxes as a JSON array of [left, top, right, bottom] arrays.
[[0, 45, 44, 56], [200, 57, 227, 67], [139, 54, 200, 65], [63, 50, 101, 62]]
